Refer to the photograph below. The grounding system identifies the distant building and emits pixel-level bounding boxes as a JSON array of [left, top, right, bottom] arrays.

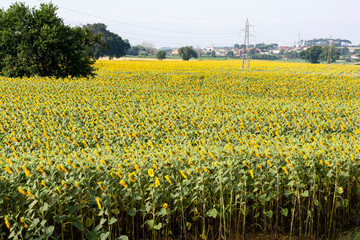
[[351, 54, 360, 59], [171, 49, 179, 55]]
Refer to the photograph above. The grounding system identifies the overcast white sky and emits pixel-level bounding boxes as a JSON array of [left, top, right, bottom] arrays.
[[2, 0, 360, 48]]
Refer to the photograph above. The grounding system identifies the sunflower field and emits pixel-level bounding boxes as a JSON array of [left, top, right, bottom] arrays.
[[1, 60, 360, 240]]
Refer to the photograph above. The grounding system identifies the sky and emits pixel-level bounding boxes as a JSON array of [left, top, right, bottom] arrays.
[[1, 0, 360, 48]]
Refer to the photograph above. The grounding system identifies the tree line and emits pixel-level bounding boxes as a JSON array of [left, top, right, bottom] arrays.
[[0, 2, 201, 78], [299, 46, 340, 64], [0, 2, 131, 78]]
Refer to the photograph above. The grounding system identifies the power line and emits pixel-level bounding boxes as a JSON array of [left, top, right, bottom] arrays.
[[35, 0, 236, 36], [86, 0, 240, 23]]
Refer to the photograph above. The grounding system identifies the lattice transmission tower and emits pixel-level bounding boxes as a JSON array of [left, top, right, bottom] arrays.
[[241, 19, 254, 69]]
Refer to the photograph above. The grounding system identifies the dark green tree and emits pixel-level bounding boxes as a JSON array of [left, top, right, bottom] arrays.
[[320, 46, 340, 63], [0, 2, 98, 78], [234, 44, 240, 49], [299, 46, 323, 63], [340, 47, 350, 56], [225, 51, 234, 58], [86, 23, 130, 59], [284, 51, 299, 59], [156, 50, 166, 60], [178, 46, 198, 61], [211, 50, 216, 57], [248, 48, 256, 56], [126, 45, 147, 56]]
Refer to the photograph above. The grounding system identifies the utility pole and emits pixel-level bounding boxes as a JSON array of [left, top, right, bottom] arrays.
[[242, 19, 250, 69]]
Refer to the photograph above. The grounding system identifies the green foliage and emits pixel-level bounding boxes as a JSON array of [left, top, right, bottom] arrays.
[[126, 45, 147, 56], [300, 45, 340, 64], [256, 43, 278, 51], [225, 51, 234, 58], [251, 54, 279, 60], [156, 50, 166, 60], [86, 23, 130, 59], [284, 51, 299, 59], [299, 46, 323, 63], [304, 38, 352, 47], [340, 47, 350, 56], [0, 2, 97, 78], [320, 46, 340, 63], [178, 46, 198, 61]]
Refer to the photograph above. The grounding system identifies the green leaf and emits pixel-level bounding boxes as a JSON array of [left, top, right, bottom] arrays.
[[100, 218, 107, 225], [341, 199, 349, 207], [266, 210, 273, 218], [31, 218, 40, 228], [314, 200, 319, 206], [200, 233, 207, 240], [186, 222, 192, 230], [336, 187, 344, 195], [40, 202, 49, 212], [29, 200, 38, 209], [85, 218, 93, 228], [156, 208, 167, 217], [69, 205, 80, 214], [127, 208, 136, 216], [98, 209, 104, 216], [73, 220, 84, 231], [8, 231, 16, 239], [284, 190, 292, 196], [40, 220, 47, 227], [43, 225, 54, 238], [281, 208, 288, 217], [146, 220, 154, 229], [85, 231, 97, 240], [206, 208, 218, 218], [109, 217, 117, 225], [111, 208, 120, 215], [100, 232, 110, 240], [55, 215, 66, 223], [118, 236, 129, 240], [154, 223, 162, 230], [301, 190, 309, 197]]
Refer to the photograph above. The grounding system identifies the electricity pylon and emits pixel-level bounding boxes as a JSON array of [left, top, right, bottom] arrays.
[[242, 19, 250, 68], [241, 19, 254, 69]]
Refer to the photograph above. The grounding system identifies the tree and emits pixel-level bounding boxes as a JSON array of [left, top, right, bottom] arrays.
[[211, 50, 216, 57], [86, 23, 130, 59], [178, 46, 198, 61], [234, 44, 240, 49], [320, 46, 340, 63], [340, 47, 350, 56], [299, 46, 323, 63], [226, 51, 234, 58], [156, 50, 166, 60], [126, 45, 147, 56], [248, 48, 256, 56], [284, 51, 299, 59], [0, 2, 98, 78]]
